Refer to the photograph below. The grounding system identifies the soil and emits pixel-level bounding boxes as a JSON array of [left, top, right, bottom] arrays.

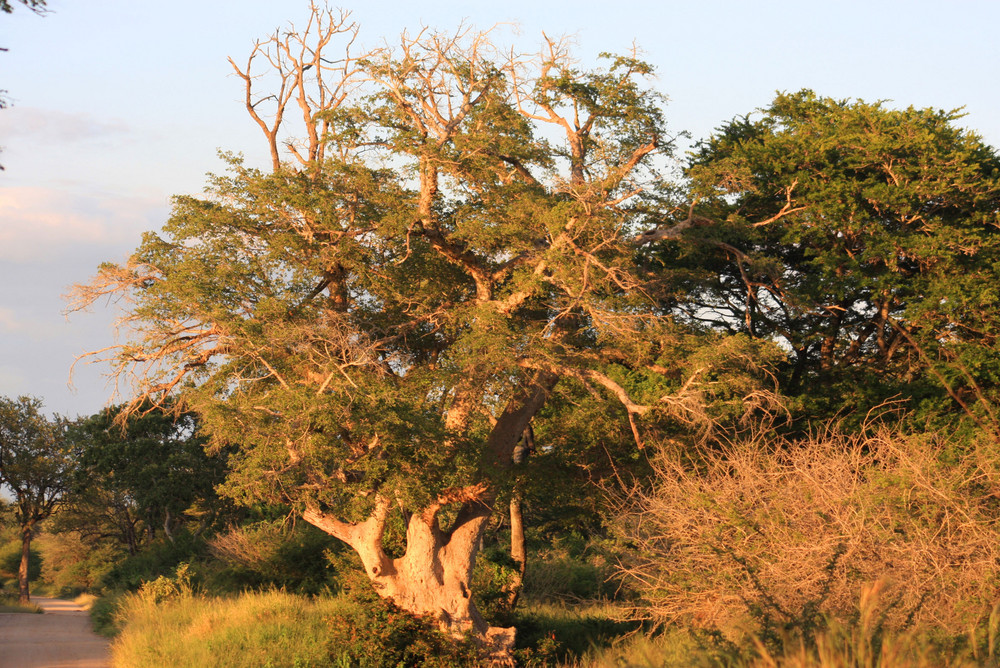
[[0, 597, 111, 668]]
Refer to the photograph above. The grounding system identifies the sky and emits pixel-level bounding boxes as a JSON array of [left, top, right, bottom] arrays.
[[1, 0, 998, 419]]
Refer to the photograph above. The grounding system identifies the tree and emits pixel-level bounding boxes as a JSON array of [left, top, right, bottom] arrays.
[[666, 91, 1000, 426], [70, 7, 769, 654], [0, 396, 72, 603], [59, 403, 227, 556]]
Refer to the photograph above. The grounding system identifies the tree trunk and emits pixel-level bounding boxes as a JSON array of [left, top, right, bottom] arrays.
[[304, 498, 516, 662], [18, 526, 32, 605], [303, 373, 557, 663], [506, 491, 527, 611], [504, 425, 532, 611]]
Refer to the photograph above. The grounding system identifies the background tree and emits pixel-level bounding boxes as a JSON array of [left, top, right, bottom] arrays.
[[0, 395, 72, 603], [664, 90, 1000, 426], [58, 403, 228, 556], [70, 10, 771, 654]]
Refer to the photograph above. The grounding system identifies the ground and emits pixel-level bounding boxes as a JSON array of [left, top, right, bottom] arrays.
[[0, 596, 110, 668]]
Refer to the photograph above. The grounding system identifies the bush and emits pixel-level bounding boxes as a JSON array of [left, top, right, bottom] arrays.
[[100, 531, 207, 592], [611, 426, 1000, 644], [207, 521, 340, 594], [36, 530, 121, 596], [326, 582, 479, 667]]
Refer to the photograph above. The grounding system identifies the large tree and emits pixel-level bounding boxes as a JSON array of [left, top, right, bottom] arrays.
[[666, 91, 1000, 426], [0, 396, 72, 604], [71, 8, 760, 653]]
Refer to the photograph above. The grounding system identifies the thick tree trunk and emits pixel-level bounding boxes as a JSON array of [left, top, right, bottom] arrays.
[[303, 373, 557, 663], [18, 526, 31, 605], [305, 498, 516, 661]]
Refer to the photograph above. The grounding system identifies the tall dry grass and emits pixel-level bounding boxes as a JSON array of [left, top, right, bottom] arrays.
[[109, 587, 352, 668]]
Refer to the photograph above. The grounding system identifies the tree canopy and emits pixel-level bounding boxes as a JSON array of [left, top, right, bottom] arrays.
[[668, 90, 1000, 425], [59, 404, 226, 556], [0, 395, 71, 602], [72, 16, 733, 652]]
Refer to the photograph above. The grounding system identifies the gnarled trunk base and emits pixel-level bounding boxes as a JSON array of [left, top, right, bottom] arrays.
[[304, 498, 516, 662]]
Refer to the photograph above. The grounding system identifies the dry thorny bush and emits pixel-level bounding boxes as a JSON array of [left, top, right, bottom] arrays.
[[610, 423, 1000, 640]]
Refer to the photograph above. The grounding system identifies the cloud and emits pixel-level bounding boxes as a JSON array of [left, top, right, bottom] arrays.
[[0, 106, 130, 145], [0, 307, 27, 332], [0, 186, 168, 263]]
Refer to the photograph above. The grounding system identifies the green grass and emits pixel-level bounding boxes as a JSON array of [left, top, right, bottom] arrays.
[[109, 589, 354, 668]]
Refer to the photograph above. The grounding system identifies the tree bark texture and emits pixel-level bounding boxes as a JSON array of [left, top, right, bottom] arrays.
[[18, 526, 32, 605]]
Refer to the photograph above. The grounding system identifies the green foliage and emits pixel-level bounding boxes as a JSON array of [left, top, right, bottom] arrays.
[[89, 593, 122, 637], [206, 521, 341, 594], [0, 395, 73, 601], [60, 403, 229, 556], [678, 90, 1000, 426], [0, 539, 40, 580], [72, 25, 690, 523], [326, 584, 479, 667], [513, 602, 638, 665], [100, 531, 207, 592], [35, 529, 122, 596], [0, 396, 72, 529]]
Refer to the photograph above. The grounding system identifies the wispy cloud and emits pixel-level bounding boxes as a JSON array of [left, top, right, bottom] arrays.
[[0, 307, 27, 332], [0, 106, 130, 144], [0, 186, 167, 262]]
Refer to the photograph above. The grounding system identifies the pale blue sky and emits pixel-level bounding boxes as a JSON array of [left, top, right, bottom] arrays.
[[1, 0, 998, 417]]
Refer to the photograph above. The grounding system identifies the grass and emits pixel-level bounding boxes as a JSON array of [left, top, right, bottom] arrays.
[[109, 589, 355, 668], [97, 569, 998, 668], [513, 600, 639, 662], [560, 626, 985, 668], [0, 592, 43, 614]]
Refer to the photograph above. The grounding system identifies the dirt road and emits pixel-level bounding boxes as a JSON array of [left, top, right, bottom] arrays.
[[0, 597, 110, 668]]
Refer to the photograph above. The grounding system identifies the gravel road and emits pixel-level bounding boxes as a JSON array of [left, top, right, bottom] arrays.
[[0, 597, 111, 668]]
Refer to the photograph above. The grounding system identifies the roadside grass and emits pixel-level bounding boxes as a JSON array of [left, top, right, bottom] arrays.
[[73, 592, 99, 610], [0, 592, 43, 614], [109, 589, 352, 668], [99, 584, 994, 667], [562, 626, 983, 668]]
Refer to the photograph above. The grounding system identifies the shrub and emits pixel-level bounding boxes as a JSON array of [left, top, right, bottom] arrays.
[[611, 427, 1000, 643], [36, 530, 121, 596], [207, 521, 339, 594], [100, 531, 207, 592], [326, 583, 479, 667]]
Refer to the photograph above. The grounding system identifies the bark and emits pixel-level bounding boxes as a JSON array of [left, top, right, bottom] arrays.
[[305, 497, 515, 661], [18, 525, 32, 605], [504, 426, 532, 611], [506, 492, 527, 611]]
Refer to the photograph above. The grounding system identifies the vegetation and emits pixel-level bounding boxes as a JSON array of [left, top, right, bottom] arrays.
[[0, 396, 72, 603], [69, 6, 720, 656], [675, 91, 1000, 426], [0, 4, 996, 667]]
